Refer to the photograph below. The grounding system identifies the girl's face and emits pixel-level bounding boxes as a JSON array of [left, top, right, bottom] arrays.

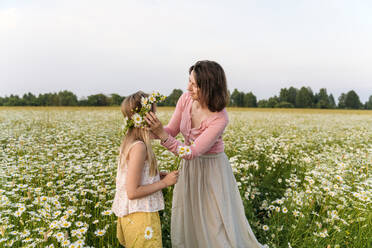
[[187, 70, 199, 101]]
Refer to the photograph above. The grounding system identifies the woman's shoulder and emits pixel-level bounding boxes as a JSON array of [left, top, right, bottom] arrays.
[[178, 92, 192, 105], [203, 108, 229, 128]]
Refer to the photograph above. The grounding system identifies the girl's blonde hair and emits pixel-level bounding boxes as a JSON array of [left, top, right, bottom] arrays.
[[119, 91, 158, 176]]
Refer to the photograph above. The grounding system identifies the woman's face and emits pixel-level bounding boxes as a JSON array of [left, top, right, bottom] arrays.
[[187, 70, 199, 101]]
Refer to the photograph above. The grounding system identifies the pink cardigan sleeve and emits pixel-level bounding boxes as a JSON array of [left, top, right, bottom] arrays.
[[163, 92, 187, 137], [161, 111, 228, 160]]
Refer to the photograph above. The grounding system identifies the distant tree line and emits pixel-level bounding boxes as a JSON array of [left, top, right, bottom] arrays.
[[230, 87, 372, 109], [1, 87, 372, 109]]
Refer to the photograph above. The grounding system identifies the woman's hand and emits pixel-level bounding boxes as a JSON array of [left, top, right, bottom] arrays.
[[145, 112, 169, 142]]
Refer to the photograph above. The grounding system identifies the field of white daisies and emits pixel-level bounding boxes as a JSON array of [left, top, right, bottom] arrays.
[[0, 107, 371, 248]]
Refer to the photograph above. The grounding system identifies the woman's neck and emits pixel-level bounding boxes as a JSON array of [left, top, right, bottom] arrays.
[[194, 100, 209, 112]]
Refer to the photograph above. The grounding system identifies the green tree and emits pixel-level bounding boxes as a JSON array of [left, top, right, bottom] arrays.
[[275, 101, 294, 108], [58, 90, 78, 106], [315, 88, 330, 109], [110, 94, 125, 106], [287, 87, 298, 106], [267, 96, 279, 108], [279, 88, 289, 102], [230, 89, 244, 107], [22, 92, 38, 106], [345, 90, 362, 109], [87, 94, 109, 106], [338, 93, 346, 108], [158, 89, 183, 106], [365, 95, 372, 110], [295, 87, 313, 108], [257, 100, 269, 108], [243, 92, 257, 107], [4, 95, 23, 106], [328, 94, 336, 108]]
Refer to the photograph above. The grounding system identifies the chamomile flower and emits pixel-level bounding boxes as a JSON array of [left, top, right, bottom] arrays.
[[61, 239, 71, 247], [101, 210, 112, 216], [141, 97, 149, 106], [75, 221, 84, 227], [132, 113, 143, 127], [144, 226, 153, 240], [94, 229, 106, 236], [148, 95, 156, 103], [61, 221, 71, 228], [78, 227, 88, 235], [14, 210, 22, 217], [177, 145, 192, 157], [54, 232, 64, 241]]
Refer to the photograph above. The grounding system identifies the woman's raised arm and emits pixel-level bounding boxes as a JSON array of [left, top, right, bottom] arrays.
[[161, 111, 228, 160]]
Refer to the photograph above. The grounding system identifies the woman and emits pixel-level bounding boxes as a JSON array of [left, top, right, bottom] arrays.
[[145, 60, 263, 248]]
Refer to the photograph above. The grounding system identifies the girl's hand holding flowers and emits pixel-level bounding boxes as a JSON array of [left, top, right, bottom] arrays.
[[161, 171, 179, 186], [159, 171, 168, 180]]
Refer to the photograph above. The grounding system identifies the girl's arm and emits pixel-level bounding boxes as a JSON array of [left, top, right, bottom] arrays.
[[126, 142, 178, 200]]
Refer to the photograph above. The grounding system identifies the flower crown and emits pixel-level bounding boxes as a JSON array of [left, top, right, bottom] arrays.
[[122, 91, 166, 134]]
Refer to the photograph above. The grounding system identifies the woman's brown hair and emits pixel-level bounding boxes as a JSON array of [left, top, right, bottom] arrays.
[[119, 91, 158, 176], [189, 60, 229, 112]]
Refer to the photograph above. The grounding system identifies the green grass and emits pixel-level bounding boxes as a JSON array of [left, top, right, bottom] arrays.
[[0, 107, 371, 247]]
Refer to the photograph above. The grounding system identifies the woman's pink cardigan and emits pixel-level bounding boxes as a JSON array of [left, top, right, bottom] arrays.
[[161, 92, 229, 160]]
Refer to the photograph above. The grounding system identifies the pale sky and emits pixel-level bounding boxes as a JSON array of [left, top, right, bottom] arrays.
[[1, 0, 371, 102]]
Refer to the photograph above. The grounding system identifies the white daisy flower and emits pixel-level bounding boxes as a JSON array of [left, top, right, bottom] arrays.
[[68, 243, 77, 248], [94, 229, 106, 236], [71, 229, 78, 237], [61, 221, 71, 228], [54, 232, 64, 241], [49, 220, 60, 229], [141, 97, 149, 106], [66, 208, 75, 215], [184, 146, 192, 155], [76, 239, 84, 246], [293, 210, 300, 217], [22, 237, 33, 243], [78, 227, 88, 235], [101, 210, 112, 216], [14, 210, 22, 217], [148, 95, 156, 103], [61, 239, 71, 247], [132, 113, 143, 127], [144, 226, 153, 240], [262, 225, 269, 231], [75, 221, 84, 227]]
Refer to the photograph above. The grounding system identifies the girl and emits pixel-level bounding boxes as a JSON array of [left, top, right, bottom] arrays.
[[112, 91, 179, 248]]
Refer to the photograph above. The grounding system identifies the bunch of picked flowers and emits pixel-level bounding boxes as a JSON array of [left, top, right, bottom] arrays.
[[172, 145, 192, 171]]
